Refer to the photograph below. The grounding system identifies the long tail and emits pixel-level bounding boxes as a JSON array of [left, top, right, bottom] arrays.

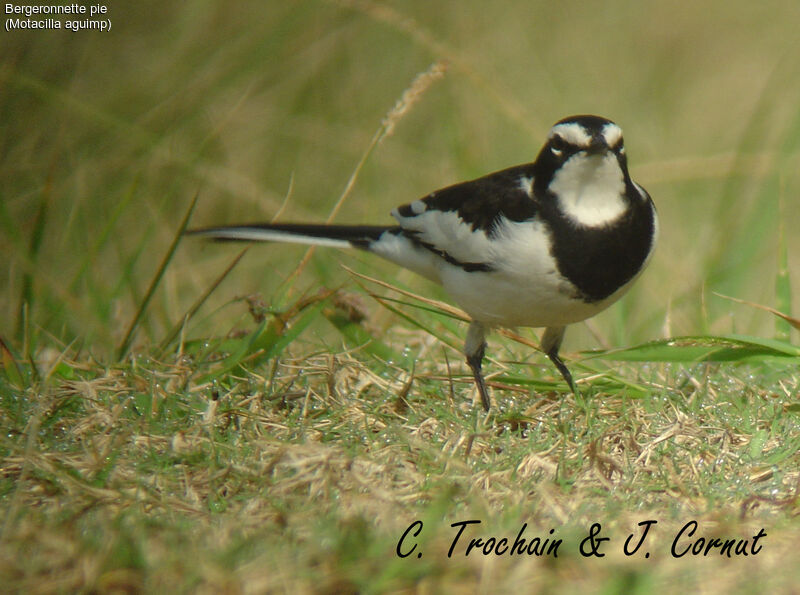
[[187, 223, 397, 249], [188, 222, 441, 283]]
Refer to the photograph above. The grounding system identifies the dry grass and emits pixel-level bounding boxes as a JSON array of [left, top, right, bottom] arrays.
[[2, 322, 799, 592]]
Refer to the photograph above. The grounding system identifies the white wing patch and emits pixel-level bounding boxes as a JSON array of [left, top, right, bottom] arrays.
[[518, 175, 534, 197], [409, 200, 427, 215], [392, 207, 495, 265]]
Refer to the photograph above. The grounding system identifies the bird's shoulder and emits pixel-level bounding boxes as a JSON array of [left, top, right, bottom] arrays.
[[392, 163, 541, 235]]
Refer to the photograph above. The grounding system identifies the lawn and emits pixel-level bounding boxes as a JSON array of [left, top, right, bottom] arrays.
[[2, 1, 800, 592]]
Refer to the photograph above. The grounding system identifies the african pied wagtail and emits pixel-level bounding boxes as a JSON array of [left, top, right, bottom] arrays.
[[189, 115, 658, 411]]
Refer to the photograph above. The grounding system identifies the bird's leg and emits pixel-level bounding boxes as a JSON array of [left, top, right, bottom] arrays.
[[541, 326, 577, 394], [465, 321, 491, 411]]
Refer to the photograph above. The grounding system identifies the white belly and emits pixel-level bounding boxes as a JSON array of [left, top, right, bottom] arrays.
[[371, 217, 637, 329], [436, 217, 636, 328], [441, 265, 631, 328]]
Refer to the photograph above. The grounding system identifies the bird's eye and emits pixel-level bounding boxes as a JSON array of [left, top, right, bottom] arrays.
[[550, 135, 567, 156], [615, 138, 625, 154]]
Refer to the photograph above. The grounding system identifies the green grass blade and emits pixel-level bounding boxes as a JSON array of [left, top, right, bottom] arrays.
[[0, 190, 22, 245], [194, 319, 272, 384], [723, 334, 800, 356], [116, 192, 199, 360], [370, 297, 461, 353], [323, 310, 403, 365], [588, 334, 800, 363], [158, 248, 248, 355], [249, 301, 327, 367], [15, 178, 50, 340], [0, 336, 25, 388], [195, 298, 330, 385], [775, 200, 792, 341], [69, 177, 139, 293]]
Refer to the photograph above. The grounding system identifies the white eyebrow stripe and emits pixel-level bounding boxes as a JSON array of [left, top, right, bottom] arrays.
[[602, 123, 623, 147], [548, 122, 591, 147]]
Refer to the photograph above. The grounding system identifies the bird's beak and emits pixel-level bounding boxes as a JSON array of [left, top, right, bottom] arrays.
[[585, 136, 610, 156]]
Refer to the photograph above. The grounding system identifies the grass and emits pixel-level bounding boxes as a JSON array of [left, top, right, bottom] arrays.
[[2, 0, 800, 592], [1, 333, 799, 592]]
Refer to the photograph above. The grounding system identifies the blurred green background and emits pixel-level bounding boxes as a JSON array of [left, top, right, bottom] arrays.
[[2, 0, 800, 355]]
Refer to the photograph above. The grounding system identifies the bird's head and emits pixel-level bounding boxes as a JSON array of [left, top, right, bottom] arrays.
[[536, 115, 633, 228]]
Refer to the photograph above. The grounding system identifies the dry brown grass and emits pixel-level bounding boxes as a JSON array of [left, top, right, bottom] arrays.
[[2, 337, 798, 592]]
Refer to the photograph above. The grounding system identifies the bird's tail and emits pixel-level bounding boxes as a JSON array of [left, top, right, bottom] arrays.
[[188, 222, 441, 283], [187, 223, 397, 250]]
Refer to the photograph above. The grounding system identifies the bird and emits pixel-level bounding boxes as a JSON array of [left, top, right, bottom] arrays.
[[188, 115, 658, 411]]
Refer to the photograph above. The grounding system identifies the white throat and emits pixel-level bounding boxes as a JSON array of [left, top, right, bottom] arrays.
[[549, 153, 627, 227]]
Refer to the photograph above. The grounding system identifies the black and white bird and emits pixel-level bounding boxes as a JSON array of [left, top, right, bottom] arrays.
[[189, 115, 658, 411]]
